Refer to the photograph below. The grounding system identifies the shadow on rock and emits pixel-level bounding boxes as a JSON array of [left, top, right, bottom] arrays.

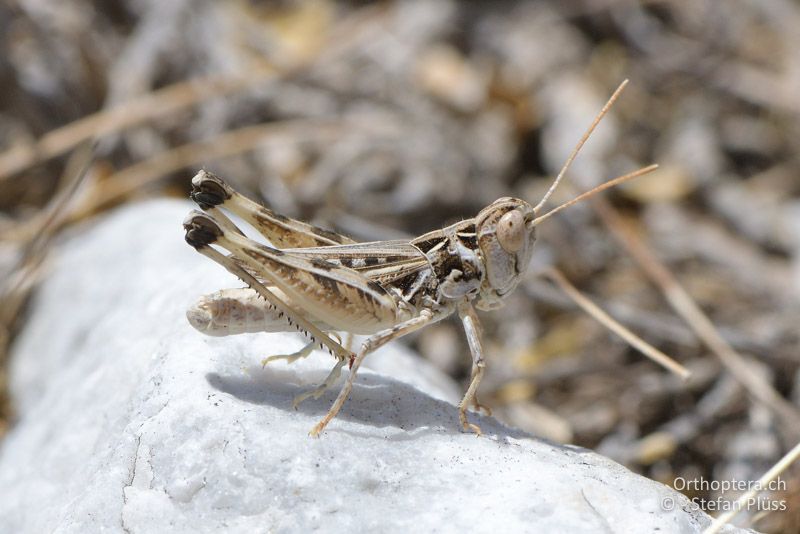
[[206, 365, 535, 442]]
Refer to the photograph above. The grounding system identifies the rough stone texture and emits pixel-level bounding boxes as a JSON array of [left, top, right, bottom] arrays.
[[0, 200, 744, 533]]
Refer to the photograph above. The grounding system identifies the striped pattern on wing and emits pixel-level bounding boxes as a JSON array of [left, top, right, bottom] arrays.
[[222, 234, 403, 335]]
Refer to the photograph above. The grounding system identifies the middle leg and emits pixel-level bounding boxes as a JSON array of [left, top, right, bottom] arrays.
[[309, 308, 445, 436]]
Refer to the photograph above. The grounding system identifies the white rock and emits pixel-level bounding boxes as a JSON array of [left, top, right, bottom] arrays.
[[0, 200, 744, 533]]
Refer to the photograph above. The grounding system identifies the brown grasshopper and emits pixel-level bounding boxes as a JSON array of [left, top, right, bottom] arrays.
[[183, 82, 685, 437]]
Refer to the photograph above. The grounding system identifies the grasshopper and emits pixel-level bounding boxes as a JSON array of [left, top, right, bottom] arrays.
[[183, 82, 683, 437]]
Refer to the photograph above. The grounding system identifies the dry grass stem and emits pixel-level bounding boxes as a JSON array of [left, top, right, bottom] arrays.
[[590, 197, 800, 434], [704, 440, 800, 534], [541, 268, 691, 380]]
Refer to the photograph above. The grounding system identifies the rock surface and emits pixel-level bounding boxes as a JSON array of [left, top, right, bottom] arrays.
[[0, 200, 743, 533]]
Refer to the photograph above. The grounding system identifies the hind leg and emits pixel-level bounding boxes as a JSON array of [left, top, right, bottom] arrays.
[[262, 340, 316, 367]]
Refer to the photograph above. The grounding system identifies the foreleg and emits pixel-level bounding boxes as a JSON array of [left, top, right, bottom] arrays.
[[457, 300, 488, 436]]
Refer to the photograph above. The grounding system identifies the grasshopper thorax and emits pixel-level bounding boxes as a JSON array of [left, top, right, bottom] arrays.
[[474, 197, 536, 310]]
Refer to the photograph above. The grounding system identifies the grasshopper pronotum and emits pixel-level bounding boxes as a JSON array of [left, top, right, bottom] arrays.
[[183, 81, 687, 437]]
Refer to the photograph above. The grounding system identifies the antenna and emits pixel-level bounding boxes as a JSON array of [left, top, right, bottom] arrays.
[[531, 164, 658, 226], [533, 79, 629, 214]]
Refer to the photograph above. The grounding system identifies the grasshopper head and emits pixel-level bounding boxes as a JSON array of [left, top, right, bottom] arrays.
[[474, 197, 536, 310]]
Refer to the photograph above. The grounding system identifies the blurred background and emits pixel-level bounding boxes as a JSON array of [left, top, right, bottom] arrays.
[[1, 0, 799, 531]]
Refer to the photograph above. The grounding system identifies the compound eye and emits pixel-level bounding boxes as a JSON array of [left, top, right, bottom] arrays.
[[497, 210, 525, 253]]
